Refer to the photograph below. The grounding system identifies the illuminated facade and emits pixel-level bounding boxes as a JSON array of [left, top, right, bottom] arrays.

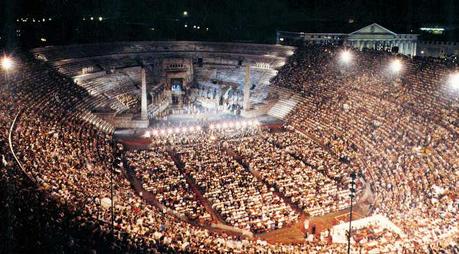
[[277, 23, 419, 56]]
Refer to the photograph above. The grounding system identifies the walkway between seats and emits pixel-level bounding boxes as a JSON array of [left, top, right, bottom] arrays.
[[166, 148, 229, 226]]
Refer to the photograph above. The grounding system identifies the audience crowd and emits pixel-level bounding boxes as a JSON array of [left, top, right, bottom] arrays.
[[126, 148, 212, 223], [0, 45, 458, 253], [274, 44, 459, 251], [178, 141, 298, 234]]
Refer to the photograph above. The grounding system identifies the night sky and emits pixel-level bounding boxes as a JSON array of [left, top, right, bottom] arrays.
[[1, 0, 458, 48]]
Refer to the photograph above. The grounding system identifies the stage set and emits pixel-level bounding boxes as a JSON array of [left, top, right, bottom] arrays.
[[46, 42, 300, 133]]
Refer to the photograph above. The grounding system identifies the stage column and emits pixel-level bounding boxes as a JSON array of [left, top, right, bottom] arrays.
[[141, 66, 148, 120], [243, 65, 251, 112]]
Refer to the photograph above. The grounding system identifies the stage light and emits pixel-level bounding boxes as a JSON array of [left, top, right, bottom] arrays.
[[143, 131, 151, 138], [98, 17, 103, 21], [183, 11, 188, 16], [184, 24, 188, 28], [209, 124, 214, 130], [1, 56, 14, 71], [340, 50, 353, 64], [449, 72, 459, 90], [196, 126, 202, 131], [90, 17, 94, 21], [228, 122, 235, 128], [167, 129, 173, 135], [235, 122, 241, 129], [390, 59, 403, 73], [222, 122, 229, 129], [160, 129, 166, 135], [152, 130, 159, 136]]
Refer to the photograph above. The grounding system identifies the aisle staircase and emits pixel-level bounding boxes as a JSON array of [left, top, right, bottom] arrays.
[[267, 86, 302, 120]]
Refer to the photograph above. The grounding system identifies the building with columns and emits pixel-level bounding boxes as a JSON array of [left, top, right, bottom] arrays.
[[277, 23, 419, 56]]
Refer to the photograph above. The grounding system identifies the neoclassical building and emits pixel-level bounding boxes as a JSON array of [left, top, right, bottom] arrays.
[[277, 23, 418, 56]]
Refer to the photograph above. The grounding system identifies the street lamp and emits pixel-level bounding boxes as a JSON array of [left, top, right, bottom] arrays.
[[347, 171, 357, 254]]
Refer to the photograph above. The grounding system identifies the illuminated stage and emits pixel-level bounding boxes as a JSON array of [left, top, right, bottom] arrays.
[[33, 41, 298, 132]]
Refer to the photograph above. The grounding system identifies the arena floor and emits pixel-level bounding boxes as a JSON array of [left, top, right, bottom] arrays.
[[115, 119, 371, 245]]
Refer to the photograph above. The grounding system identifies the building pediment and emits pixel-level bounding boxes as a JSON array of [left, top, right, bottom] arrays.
[[350, 23, 397, 35], [348, 23, 398, 40]]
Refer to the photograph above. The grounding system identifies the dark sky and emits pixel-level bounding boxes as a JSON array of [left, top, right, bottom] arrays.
[[1, 0, 458, 48]]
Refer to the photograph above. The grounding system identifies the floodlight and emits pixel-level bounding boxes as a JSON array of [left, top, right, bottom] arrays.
[[449, 72, 459, 90], [1, 56, 14, 71], [340, 50, 353, 64], [390, 59, 403, 73]]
